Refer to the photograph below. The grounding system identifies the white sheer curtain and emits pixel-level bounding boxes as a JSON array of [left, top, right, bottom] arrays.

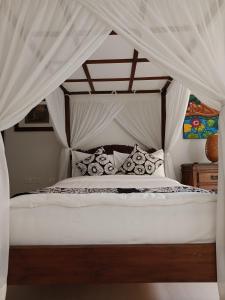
[[0, 0, 110, 132], [165, 81, 190, 179], [1, 0, 225, 298], [0, 1, 110, 298], [0, 137, 9, 300], [78, 1, 225, 298], [80, 0, 223, 109], [116, 93, 162, 149], [48, 93, 161, 179], [46, 88, 70, 180], [218, 108, 225, 299], [70, 95, 125, 150]]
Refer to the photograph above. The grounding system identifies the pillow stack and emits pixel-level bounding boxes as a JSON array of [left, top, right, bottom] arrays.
[[76, 147, 117, 176], [114, 145, 165, 177], [72, 144, 165, 177]]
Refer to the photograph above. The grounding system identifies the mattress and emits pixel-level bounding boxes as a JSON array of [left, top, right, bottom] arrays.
[[10, 175, 217, 245]]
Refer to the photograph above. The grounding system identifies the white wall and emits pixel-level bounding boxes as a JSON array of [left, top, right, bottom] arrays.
[[5, 127, 61, 196], [172, 131, 209, 180]]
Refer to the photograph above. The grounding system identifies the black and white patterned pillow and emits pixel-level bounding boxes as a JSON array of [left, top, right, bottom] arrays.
[[118, 144, 164, 175], [76, 147, 117, 176]]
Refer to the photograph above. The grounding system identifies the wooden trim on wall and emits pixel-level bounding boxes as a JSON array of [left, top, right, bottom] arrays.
[[82, 63, 95, 92], [162, 80, 172, 95], [14, 124, 53, 132], [128, 50, 139, 91], [85, 58, 149, 64], [60, 84, 70, 95], [65, 76, 171, 83], [68, 90, 161, 95]]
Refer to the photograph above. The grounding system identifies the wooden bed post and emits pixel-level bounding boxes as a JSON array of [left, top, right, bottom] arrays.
[[60, 85, 71, 176], [64, 94, 71, 148], [161, 79, 172, 150], [60, 85, 71, 147], [64, 93, 71, 176], [1, 131, 4, 142], [161, 90, 166, 151]]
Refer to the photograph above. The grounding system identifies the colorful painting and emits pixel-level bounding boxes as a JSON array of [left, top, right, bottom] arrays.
[[183, 95, 219, 139]]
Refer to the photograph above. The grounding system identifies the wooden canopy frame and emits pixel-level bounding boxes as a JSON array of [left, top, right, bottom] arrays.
[[61, 55, 172, 150], [61, 31, 173, 96], [60, 30, 173, 149], [8, 32, 217, 286], [61, 81, 170, 152]]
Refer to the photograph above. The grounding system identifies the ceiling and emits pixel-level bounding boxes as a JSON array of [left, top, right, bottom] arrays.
[[61, 33, 172, 95]]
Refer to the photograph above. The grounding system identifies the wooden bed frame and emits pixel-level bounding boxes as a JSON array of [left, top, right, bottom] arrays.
[[8, 89, 217, 285], [8, 244, 216, 285]]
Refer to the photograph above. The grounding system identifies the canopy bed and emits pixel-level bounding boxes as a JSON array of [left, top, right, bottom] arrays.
[[8, 87, 217, 284], [0, 1, 225, 300]]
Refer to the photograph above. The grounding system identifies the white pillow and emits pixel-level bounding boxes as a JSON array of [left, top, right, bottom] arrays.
[[113, 151, 129, 170], [72, 150, 115, 177], [113, 149, 165, 177], [151, 149, 165, 177]]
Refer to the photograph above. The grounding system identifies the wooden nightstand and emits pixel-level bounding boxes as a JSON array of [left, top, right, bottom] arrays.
[[181, 163, 218, 192]]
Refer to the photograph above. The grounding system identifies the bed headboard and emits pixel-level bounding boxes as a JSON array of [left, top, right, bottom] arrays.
[[77, 144, 156, 155]]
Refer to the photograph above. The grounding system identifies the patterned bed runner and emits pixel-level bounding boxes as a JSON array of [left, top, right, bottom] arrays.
[[31, 185, 212, 194]]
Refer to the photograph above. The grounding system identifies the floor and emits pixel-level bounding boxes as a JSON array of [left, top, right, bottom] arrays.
[[6, 284, 219, 300]]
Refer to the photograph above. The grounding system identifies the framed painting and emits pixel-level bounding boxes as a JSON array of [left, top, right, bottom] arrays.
[[183, 95, 219, 139], [14, 100, 53, 132]]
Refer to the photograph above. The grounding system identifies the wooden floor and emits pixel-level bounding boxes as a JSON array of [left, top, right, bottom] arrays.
[[8, 244, 217, 285]]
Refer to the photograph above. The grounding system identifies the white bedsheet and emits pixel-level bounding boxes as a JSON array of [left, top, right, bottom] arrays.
[[10, 176, 217, 245]]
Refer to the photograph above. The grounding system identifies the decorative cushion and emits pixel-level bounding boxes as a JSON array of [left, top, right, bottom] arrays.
[[72, 149, 115, 177], [118, 144, 164, 175], [114, 148, 165, 177], [76, 147, 117, 176], [72, 150, 92, 177]]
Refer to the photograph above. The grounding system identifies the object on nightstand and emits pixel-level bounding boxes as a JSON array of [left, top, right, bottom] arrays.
[[181, 163, 218, 192], [205, 133, 218, 162]]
